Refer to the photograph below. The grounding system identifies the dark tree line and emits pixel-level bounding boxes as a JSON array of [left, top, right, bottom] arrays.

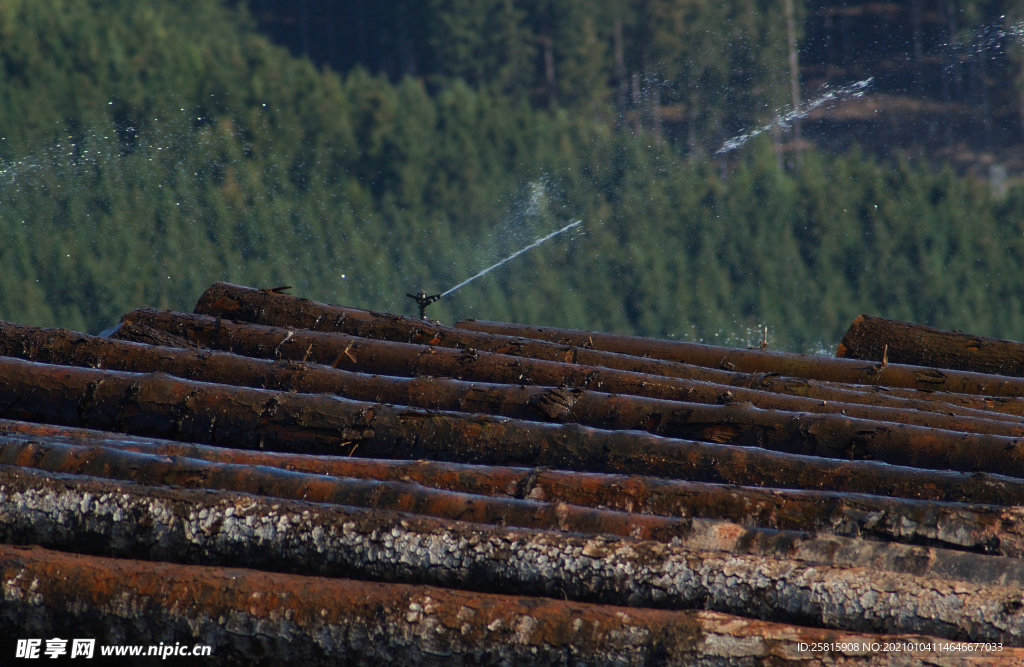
[[0, 0, 1023, 351]]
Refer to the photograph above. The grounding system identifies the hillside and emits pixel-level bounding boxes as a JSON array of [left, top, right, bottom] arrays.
[[0, 0, 1023, 351]]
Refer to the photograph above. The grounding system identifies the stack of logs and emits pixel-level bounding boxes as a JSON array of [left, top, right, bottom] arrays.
[[4, 283, 1024, 664]]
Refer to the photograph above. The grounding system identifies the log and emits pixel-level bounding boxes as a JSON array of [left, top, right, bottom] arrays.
[[4, 419, 1024, 557], [838, 314, 1024, 377], [193, 281, 1024, 415], [829, 384, 1024, 419], [4, 545, 1002, 666], [0, 436, 689, 541], [12, 322, 1024, 458], [8, 357, 1024, 481], [10, 423, 1024, 512], [112, 308, 1024, 436], [11, 458, 1024, 593], [455, 318, 1024, 400]]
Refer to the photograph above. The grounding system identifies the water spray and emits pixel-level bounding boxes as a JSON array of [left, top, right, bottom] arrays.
[[406, 219, 583, 320], [716, 78, 873, 155]]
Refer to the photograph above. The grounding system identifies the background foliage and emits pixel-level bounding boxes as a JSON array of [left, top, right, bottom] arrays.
[[0, 0, 1020, 351]]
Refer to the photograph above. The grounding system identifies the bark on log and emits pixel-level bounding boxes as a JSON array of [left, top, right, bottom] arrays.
[[11, 357, 1024, 501], [9, 356, 1024, 481], [5, 419, 1024, 557], [0, 436, 690, 541], [11, 322, 1024, 455], [193, 281, 1024, 415], [838, 314, 1024, 377], [112, 309, 1024, 436], [827, 384, 1024, 419], [9, 423, 1024, 513], [11, 455, 1024, 593], [456, 318, 1024, 400], [4, 545, 1002, 667]]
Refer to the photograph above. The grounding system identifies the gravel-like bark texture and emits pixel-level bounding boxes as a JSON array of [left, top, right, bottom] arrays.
[[7, 419, 1024, 553], [5, 466, 1024, 644], [8, 543, 1006, 667]]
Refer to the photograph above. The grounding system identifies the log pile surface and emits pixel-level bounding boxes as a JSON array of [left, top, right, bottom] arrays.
[[3, 282, 1024, 665]]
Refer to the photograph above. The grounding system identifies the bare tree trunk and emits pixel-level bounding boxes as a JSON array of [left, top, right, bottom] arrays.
[[912, 0, 923, 95], [7, 544, 1002, 665], [300, 0, 310, 56], [785, 0, 802, 167], [7, 419, 1024, 555], [539, 35, 556, 108], [649, 70, 662, 145], [632, 71, 642, 135], [773, 122, 784, 170], [941, 0, 953, 146], [614, 17, 627, 120]]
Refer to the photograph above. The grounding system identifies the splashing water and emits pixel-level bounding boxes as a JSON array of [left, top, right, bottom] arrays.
[[440, 219, 583, 298], [960, 17, 1024, 55], [716, 78, 873, 155]]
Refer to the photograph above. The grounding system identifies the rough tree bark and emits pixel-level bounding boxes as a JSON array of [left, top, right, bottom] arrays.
[[7, 419, 1024, 551], [455, 318, 1024, 399], [10, 322, 1024, 448], [0, 437, 690, 542], [838, 314, 1024, 378], [193, 282, 1024, 406], [3, 545, 1000, 666], [7, 357, 1024, 479], [112, 309, 1024, 436], [10, 452, 1024, 589]]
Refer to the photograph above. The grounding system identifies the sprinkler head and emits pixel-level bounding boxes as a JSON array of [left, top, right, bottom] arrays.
[[407, 289, 441, 321]]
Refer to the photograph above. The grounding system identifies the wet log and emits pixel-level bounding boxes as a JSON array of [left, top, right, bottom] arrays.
[[11, 323, 1024, 455], [112, 309, 1024, 436], [4, 419, 1024, 557], [194, 282, 1024, 416], [12, 454, 1024, 593], [838, 314, 1024, 378], [456, 318, 1024, 400], [5, 545, 1001, 667], [11, 422, 1024, 513], [831, 384, 1024, 419], [0, 436, 688, 541], [8, 356, 1024, 480]]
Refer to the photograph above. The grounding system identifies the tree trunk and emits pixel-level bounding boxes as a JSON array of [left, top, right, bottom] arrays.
[[838, 314, 1024, 378], [614, 17, 627, 120], [5, 419, 1024, 556], [5, 544, 998, 666], [6, 357, 1024, 485], [785, 0, 802, 168], [192, 282, 1024, 402], [632, 71, 642, 135], [10, 320, 1024, 455], [457, 317, 1024, 399], [114, 309, 1024, 436]]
